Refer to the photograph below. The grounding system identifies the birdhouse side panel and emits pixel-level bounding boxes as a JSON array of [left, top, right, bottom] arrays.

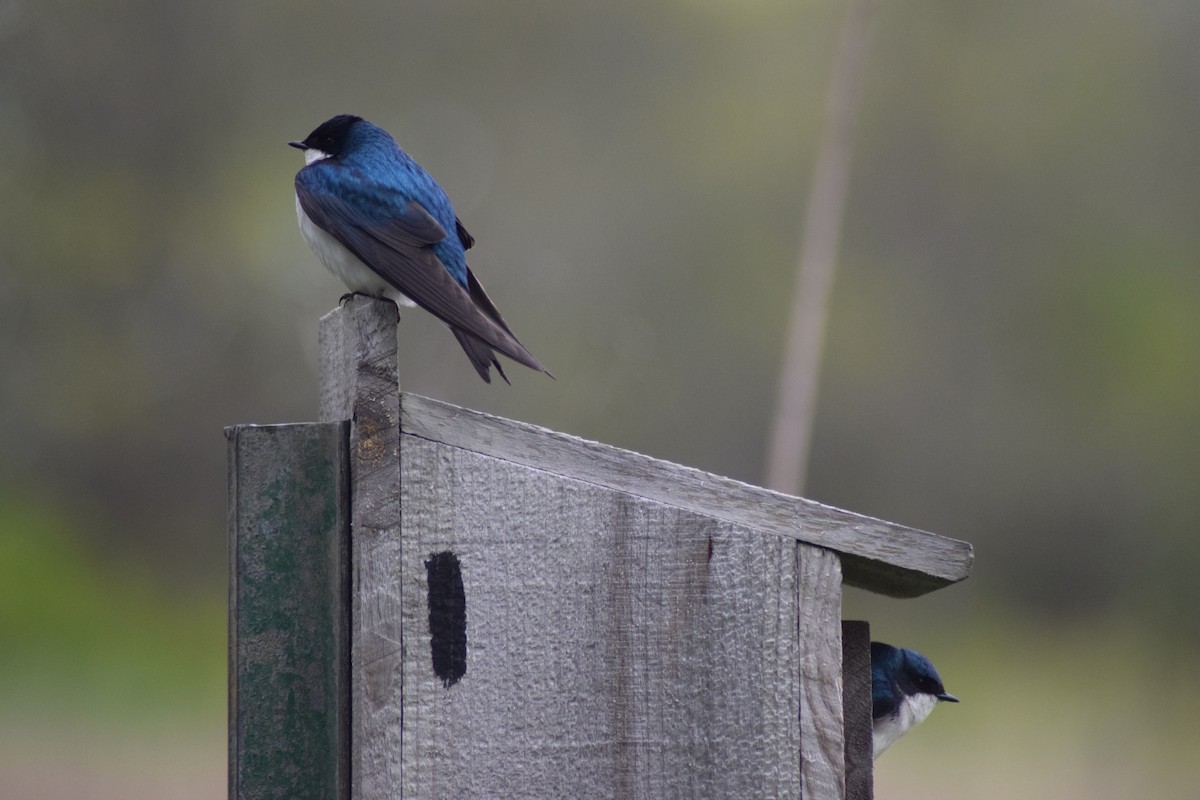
[[390, 435, 803, 799]]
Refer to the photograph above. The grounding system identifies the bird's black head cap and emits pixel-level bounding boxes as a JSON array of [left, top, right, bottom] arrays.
[[897, 647, 958, 703], [289, 114, 363, 156], [873, 641, 959, 704]]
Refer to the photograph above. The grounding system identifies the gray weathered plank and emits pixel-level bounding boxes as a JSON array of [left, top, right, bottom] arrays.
[[399, 393, 972, 597], [226, 422, 350, 800], [318, 297, 404, 800], [396, 436, 804, 798], [318, 295, 399, 423], [841, 621, 873, 800], [797, 545, 844, 800]]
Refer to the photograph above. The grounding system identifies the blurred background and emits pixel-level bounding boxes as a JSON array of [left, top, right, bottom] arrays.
[[1, 0, 1198, 797]]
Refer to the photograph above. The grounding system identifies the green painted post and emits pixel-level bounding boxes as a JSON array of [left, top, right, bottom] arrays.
[[226, 422, 351, 800]]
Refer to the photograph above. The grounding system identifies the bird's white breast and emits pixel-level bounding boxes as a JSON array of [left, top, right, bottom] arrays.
[[872, 693, 939, 759], [295, 195, 392, 296]]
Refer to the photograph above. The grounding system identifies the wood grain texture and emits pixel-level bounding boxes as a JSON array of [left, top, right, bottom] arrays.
[[318, 298, 404, 800], [396, 436, 804, 798], [797, 545, 844, 800], [841, 621, 873, 800], [226, 422, 350, 800], [399, 393, 973, 597], [318, 296, 400, 424]]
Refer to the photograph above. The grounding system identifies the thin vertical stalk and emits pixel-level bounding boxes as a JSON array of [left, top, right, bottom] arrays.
[[765, 0, 874, 495]]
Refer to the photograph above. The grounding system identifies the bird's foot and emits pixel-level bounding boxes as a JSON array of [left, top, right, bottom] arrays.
[[338, 291, 402, 321]]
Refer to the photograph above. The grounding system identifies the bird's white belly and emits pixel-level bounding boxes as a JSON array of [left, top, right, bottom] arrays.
[[296, 197, 390, 294], [873, 693, 939, 758]]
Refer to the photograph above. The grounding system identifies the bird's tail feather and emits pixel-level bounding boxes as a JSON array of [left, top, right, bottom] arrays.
[[459, 267, 552, 379], [452, 328, 510, 385]]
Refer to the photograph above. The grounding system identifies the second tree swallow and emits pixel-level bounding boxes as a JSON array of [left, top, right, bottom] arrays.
[[290, 114, 550, 384], [871, 641, 959, 758]]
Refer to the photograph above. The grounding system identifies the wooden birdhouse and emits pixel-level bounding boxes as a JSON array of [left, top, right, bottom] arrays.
[[227, 298, 972, 800]]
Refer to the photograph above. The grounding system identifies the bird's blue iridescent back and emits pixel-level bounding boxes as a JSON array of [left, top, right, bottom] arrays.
[[295, 120, 470, 287]]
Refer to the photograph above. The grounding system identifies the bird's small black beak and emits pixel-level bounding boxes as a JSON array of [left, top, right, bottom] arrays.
[[288, 141, 307, 150], [938, 692, 960, 703]]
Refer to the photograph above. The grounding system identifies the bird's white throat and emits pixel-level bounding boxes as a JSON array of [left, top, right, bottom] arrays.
[[873, 692, 940, 759], [303, 148, 331, 165]]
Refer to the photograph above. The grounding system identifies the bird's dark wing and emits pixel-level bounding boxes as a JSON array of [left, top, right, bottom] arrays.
[[455, 217, 475, 250], [451, 266, 557, 383], [297, 182, 546, 375], [464, 266, 527, 344]]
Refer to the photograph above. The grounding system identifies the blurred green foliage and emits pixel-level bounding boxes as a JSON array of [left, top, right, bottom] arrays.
[[0, 493, 223, 722], [1, 0, 1198, 795]]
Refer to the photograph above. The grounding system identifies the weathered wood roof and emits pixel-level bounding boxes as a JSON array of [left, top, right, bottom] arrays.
[[400, 392, 973, 598]]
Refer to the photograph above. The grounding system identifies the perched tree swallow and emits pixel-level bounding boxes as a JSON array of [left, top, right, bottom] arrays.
[[871, 641, 958, 759], [291, 114, 550, 384]]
